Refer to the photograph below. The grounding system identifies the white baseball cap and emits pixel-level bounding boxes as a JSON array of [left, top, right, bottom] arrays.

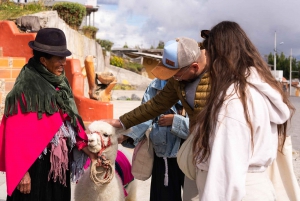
[[151, 37, 201, 80]]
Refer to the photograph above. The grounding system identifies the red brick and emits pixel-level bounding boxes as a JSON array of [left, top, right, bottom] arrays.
[[12, 57, 26, 68], [0, 69, 11, 78], [11, 69, 21, 78], [0, 57, 9, 67], [4, 78, 16, 82], [5, 80, 15, 92]]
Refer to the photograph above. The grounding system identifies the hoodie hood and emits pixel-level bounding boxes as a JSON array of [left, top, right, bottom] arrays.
[[247, 67, 290, 124]]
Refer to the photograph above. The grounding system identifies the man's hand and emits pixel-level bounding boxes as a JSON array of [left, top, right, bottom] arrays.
[[17, 172, 31, 194], [102, 119, 123, 128], [118, 135, 129, 144], [158, 114, 174, 127]]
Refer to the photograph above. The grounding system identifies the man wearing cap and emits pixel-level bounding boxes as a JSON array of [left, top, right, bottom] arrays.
[[106, 37, 209, 201]]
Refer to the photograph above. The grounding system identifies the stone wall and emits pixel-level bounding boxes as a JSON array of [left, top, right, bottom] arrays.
[[105, 65, 152, 91]]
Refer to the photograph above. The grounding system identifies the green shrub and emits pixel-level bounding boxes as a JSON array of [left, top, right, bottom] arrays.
[[110, 56, 144, 74], [82, 26, 98, 39], [53, 2, 86, 30], [125, 62, 143, 74], [113, 84, 136, 90], [96, 39, 114, 51], [110, 56, 124, 67], [0, 1, 48, 20], [25, 2, 45, 11]]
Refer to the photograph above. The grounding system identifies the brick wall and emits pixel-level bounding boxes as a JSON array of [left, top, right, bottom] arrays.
[[0, 79, 4, 121], [0, 56, 26, 120]]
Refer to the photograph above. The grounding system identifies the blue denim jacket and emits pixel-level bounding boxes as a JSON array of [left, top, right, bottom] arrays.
[[124, 79, 189, 158]]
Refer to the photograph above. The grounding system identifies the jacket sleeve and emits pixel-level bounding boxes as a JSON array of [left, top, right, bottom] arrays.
[[121, 83, 157, 146], [120, 79, 180, 128], [170, 114, 189, 140]]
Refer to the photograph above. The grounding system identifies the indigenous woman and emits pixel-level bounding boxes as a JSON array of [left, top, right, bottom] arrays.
[[0, 28, 96, 201]]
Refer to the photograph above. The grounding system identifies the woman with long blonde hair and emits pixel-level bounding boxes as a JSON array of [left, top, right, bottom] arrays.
[[193, 21, 295, 200]]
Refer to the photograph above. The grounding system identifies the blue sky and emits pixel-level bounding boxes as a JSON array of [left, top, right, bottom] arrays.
[[72, 0, 300, 59]]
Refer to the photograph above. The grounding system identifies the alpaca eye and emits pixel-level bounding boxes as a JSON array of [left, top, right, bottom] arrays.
[[103, 133, 109, 137]]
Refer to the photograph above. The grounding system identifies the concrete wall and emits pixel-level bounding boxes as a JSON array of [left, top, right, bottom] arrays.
[[26, 11, 152, 90], [105, 65, 152, 90], [29, 11, 105, 73]]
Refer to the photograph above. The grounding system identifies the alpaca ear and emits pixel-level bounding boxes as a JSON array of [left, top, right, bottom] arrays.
[[115, 128, 132, 136]]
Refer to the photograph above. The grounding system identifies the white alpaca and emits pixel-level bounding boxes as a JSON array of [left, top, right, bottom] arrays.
[[74, 120, 137, 201]]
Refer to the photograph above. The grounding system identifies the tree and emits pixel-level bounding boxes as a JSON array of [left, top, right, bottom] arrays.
[[267, 52, 299, 79], [96, 39, 114, 51], [123, 42, 128, 48], [156, 41, 164, 49], [150, 45, 154, 49]]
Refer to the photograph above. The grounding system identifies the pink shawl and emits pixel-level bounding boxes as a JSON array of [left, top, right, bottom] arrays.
[[0, 104, 87, 196], [115, 150, 134, 196]]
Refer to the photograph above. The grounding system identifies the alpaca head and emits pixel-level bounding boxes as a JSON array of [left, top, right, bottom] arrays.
[[87, 120, 118, 155], [85, 120, 134, 187], [87, 133, 101, 153], [87, 120, 132, 158]]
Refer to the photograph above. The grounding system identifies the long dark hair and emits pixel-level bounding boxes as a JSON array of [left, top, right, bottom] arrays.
[[193, 21, 294, 163]]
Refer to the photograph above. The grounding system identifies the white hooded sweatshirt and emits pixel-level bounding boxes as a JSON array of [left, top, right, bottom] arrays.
[[196, 67, 291, 201]]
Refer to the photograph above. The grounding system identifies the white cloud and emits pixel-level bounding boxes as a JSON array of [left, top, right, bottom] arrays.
[[89, 0, 300, 58], [97, 0, 119, 4], [93, 4, 145, 48]]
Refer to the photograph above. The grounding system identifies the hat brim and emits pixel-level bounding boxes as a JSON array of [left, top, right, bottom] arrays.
[[28, 41, 72, 57], [151, 61, 181, 80]]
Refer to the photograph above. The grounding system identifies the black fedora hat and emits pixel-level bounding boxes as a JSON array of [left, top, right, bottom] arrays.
[[28, 28, 72, 57]]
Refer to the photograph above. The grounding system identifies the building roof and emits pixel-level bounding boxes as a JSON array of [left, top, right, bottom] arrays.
[[129, 52, 162, 59]]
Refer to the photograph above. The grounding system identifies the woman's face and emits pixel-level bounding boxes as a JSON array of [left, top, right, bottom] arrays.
[[40, 56, 66, 76]]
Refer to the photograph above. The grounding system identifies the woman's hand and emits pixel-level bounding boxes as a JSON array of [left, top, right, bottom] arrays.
[[82, 147, 98, 163], [158, 114, 174, 126], [17, 172, 31, 194]]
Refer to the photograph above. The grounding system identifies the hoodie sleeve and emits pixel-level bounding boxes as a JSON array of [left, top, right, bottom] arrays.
[[199, 97, 251, 201]]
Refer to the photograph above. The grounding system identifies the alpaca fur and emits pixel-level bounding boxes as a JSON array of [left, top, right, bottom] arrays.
[[74, 121, 137, 201]]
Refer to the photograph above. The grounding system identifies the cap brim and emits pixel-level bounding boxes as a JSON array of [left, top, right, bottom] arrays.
[[151, 61, 180, 80], [28, 41, 72, 57]]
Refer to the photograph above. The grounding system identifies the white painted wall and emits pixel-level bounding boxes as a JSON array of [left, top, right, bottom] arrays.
[[30, 11, 105, 73]]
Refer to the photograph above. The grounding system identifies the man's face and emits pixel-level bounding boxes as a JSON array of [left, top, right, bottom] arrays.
[[172, 65, 192, 81], [172, 49, 206, 82]]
